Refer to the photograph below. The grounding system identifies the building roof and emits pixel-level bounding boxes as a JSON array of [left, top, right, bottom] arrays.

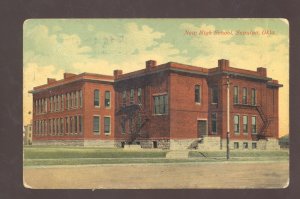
[[29, 72, 114, 94], [29, 59, 283, 94]]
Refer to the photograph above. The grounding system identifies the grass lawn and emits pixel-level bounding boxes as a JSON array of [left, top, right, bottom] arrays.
[[24, 146, 167, 159], [23, 146, 289, 166]]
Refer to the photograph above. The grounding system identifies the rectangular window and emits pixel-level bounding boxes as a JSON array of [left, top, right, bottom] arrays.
[[38, 100, 41, 114], [67, 93, 70, 109], [130, 89, 134, 104], [122, 90, 126, 106], [35, 100, 38, 114], [251, 88, 256, 105], [94, 89, 100, 107], [243, 142, 248, 149], [137, 113, 142, 129], [211, 113, 217, 133], [79, 90, 83, 107], [41, 100, 43, 113], [195, 85, 201, 103], [252, 142, 257, 149], [75, 91, 79, 108], [234, 86, 239, 104], [121, 116, 126, 134], [48, 119, 51, 135], [70, 117, 73, 134], [153, 95, 168, 115], [58, 95, 61, 112], [138, 88, 142, 104], [53, 119, 56, 135], [61, 118, 64, 134], [93, 116, 100, 134], [57, 118, 60, 135], [61, 94, 64, 111], [79, 115, 82, 133], [71, 92, 75, 107], [242, 88, 247, 104], [45, 98, 47, 113], [104, 117, 111, 134], [53, 96, 57, 111], [212, 87, 218, 104], [234, 142, 239, 149], [252, 116, 257, 134], [105, 91, 110, 108], [234, 115, 240, 133], [65, 117, 68, 134], [74, 116, 77, 133], [243, 115, 248, 133]]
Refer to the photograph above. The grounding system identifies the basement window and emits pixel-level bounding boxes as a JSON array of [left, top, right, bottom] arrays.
[[234, 142, 239, 149]]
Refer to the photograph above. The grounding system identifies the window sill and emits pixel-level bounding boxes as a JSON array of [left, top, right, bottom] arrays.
[[195, 102, 201, 105], [153, 113, 168, 116]]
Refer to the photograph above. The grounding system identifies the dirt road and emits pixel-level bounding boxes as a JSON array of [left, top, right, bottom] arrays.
[[23, 161, 289, 189]]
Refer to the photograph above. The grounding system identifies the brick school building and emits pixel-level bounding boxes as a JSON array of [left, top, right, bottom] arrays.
[[30, 59, 282, 150]]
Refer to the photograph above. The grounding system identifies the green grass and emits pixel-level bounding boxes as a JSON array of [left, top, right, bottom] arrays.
[[23, 146, 289, 166], [189, 150, 289, 158], [23, 146, 167, 159]]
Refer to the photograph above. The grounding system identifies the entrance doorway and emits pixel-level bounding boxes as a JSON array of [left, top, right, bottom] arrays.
[[197, 120, 207, 137]]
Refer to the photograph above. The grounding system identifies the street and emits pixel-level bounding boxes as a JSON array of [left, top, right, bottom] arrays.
[[23, 161, 289, 189]]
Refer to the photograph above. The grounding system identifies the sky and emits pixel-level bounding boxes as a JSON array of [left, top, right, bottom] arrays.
[[23, 18, 289, 136]]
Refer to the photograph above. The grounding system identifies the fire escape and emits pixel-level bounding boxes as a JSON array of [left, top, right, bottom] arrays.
[[234, 103, 271, 140], [255, 105, 271, 139], [117, 102, 150, 143]]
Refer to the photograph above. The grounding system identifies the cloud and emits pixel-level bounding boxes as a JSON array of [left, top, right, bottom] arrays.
[[23, 63, 64, 125], [24, 25, 92, 71]]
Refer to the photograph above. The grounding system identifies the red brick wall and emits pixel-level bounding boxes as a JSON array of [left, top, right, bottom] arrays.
[[82, 81, 115, 140], [169, 72, 209, 139], [32, 81, 84, 141]]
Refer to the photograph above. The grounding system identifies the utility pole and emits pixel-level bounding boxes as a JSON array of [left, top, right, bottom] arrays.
[[226, 77, 230, 160]]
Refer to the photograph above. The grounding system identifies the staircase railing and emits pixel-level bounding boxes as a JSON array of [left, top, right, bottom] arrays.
[[255, 105, 270, 138]]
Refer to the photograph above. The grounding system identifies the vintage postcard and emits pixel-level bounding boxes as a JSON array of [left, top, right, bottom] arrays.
[[23, 18, 289, 189]]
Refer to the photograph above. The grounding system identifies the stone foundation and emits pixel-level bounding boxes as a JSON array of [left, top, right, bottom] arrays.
[[32, 139, 116, 147], [83, 140, 115, 147], [32, 140, 84, 146], [123, 144, 142, 150], [221, 138, 280, 150]]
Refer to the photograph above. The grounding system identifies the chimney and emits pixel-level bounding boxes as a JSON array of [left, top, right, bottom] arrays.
[[218, 59, 229, 70], [47, 78, 56, 84], [64, 73, 76, 79], [257, 67, 267, 77], [146, 60, 157, 70], [113, 69, 123, 78]]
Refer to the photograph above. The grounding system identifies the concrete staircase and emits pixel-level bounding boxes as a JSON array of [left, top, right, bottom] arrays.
[[197, 136, 221, 151]]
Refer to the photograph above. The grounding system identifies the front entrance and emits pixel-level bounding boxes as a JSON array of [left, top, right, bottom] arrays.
[[197, 120, 207, 137]]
